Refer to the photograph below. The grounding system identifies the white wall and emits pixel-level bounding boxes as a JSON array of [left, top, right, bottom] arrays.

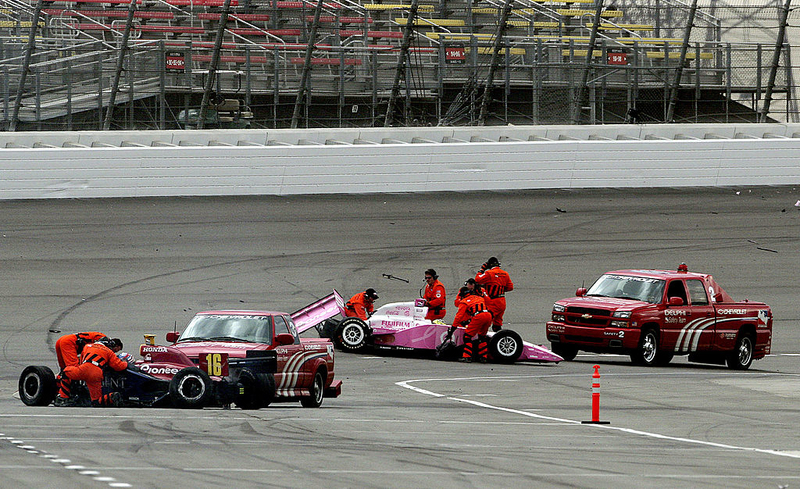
[[2, 124, 800, 200]]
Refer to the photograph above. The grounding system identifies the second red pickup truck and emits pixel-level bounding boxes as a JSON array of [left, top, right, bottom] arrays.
[[546, 265, 773, 369]]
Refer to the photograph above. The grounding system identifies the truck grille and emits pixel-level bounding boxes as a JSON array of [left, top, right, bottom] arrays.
[[565, 307, 611, 327]]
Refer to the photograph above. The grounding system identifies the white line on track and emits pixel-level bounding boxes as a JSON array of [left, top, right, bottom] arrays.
[[0, 431, 133, 488], [396, 375, 800, 460]]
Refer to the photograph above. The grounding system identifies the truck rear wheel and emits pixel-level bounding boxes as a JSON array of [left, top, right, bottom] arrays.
[[727, 334, 754, 370], [301, 370, 325, 408]]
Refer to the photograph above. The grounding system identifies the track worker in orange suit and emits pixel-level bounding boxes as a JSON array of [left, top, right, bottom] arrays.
[[344, 288, 379, 320], [474, 256, 514, 332], [54, 331, 110, 370], [422, 269, 446, 321], [452, 288, 493, 363], [56, 338, 128, 407]]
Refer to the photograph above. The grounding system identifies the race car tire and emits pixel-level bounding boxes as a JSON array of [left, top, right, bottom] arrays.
[[631, 328, 660, 366], [335, 317, 370, 352], [18, 366, 57, 406], [489, 330, 523, 364], [301, 370, 325, 408], [726, 334, 754, 370], [169, 367, 213, 409], [551, 343, 578, 362], [235, 368, 276, 410]]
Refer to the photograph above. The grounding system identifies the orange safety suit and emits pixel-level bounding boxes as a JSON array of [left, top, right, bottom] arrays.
[[344, 292, 375, 320], [453, 293, 492, 361], [423, 279, 447, 320], [55, 331, 108, 370], [453, 293, 492, 339], [474, 266, 514, 328], [60, 342, 128, 406]]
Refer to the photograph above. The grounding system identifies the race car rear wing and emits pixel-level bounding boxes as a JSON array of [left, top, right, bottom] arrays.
[[291, 290, 344, 334]]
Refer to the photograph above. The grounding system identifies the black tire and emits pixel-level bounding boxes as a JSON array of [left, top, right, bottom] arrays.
[[235, 369, 276, 409], [631, 328, 660, 366], [335, 317, 370, 352], [551, 343, 578, 362], [489, 330, 523, 364], [656, 351, 674, 366], [301, 370, 325, 408], [18, 366, 57, 406], [169, 367, 213, 409], [727, 334, 754, 370]]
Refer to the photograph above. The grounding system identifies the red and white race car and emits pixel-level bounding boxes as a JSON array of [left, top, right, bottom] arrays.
[[138, 293, 343, 408], [319, 291, 562, 364]]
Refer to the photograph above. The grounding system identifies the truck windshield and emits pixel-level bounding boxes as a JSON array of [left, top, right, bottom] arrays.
[[178, 315, 273, 344], [586, 274, 665, 304]]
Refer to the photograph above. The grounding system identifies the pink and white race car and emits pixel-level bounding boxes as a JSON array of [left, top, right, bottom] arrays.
[[317, 291, 562, 364]]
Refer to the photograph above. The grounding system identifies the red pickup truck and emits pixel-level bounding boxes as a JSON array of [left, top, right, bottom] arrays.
[[139, 293, 343, 408], [545, 265, 773, 369]]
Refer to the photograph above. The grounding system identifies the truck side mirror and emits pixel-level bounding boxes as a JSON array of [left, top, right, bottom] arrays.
[[166, 332, 180, 343], [668, 296, 684, 306], [276, 333, 295, 346], [576, 287, 587, 297]]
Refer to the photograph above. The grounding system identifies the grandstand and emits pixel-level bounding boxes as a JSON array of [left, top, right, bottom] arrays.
[[0, 0, 796, 129]]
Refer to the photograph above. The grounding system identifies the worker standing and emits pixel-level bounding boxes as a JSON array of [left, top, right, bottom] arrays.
[[422, 269, 447, 321], [474, 256, 514, 332]]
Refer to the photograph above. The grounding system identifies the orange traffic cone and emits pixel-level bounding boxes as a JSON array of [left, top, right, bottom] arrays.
[[582, 365, 610, 424]]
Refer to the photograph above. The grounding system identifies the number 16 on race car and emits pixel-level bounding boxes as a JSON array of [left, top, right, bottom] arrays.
[[199, 352, 229, 376]]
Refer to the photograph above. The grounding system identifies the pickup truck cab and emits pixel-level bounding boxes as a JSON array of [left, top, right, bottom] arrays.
[[546, 265, 773, 369]]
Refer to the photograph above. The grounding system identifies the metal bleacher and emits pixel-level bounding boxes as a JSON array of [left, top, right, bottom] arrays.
[[0, 0, 790, 128]]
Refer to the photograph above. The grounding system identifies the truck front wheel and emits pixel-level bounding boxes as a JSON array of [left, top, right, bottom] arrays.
[[727, 334, 754, 370], [631, 329, 659, 366], [551, 343, 578, 361]]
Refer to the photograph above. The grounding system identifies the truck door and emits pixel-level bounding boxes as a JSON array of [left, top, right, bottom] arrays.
[[674, 279, 716, 353], [273, 315, 304, 391]]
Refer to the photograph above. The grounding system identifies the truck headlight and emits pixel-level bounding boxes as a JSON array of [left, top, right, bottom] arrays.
[[553, 304, 565, 313], [552, 314, 566, 322], [612, 311, 631, 318], [610, 320, 629, 328]]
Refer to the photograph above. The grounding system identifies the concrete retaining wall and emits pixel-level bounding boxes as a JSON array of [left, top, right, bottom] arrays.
[[2, 124, 800, 200]]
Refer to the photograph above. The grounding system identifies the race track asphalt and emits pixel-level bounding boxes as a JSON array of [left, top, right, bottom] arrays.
[[1, 187, 799, 489]]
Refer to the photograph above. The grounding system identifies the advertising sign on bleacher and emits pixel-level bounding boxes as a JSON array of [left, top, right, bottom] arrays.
[[445, 43, 466, 64], [166, 52, 186, 71], [608, 50, 628, 66]]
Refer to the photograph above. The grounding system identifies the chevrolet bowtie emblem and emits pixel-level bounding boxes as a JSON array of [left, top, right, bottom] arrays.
[[582, 313, 593, 319]]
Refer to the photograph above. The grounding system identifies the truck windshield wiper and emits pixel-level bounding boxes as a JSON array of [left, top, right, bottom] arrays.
[[175, 336, 207, 343], [206, 336, 250, 342]]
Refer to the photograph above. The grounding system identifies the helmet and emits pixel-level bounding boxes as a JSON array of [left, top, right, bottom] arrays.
[[96, 337, 115, 348], [464, 278, 476, 286], [365, 288, 379, 300], [458, 286, 469, 298], [486, 257, 500, 268], [117, 352, 135, 364]]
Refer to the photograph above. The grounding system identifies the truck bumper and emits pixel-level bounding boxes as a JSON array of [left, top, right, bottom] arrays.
[[546, 321, 640, 351], [325, 380, 342, 399]]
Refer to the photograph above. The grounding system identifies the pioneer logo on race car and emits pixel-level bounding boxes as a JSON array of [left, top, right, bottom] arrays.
[[381, 320, 407, 328], [140, 365, 180, 375]]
